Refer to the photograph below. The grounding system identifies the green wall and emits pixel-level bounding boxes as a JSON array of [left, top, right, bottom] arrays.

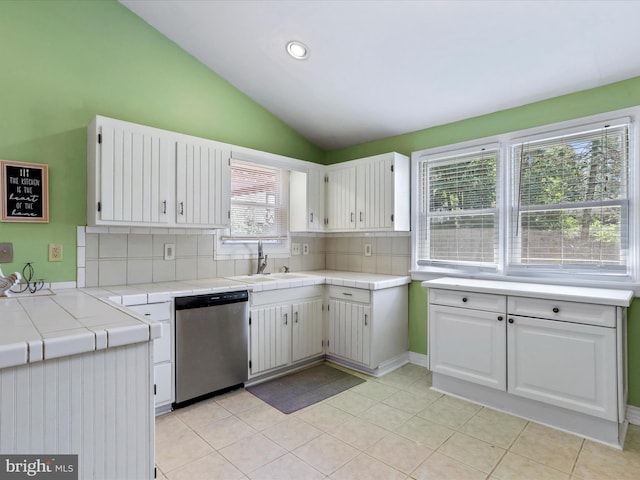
[[0, 0, 323, 281]]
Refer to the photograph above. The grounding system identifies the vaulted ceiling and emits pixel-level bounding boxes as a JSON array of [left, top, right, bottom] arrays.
[[120, 0, 640, 151]]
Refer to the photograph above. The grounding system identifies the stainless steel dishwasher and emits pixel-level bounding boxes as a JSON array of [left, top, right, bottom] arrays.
[[173, 290, 249, 408]]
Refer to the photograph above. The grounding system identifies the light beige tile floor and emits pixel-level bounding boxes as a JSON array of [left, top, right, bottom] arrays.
[[155, 362, 640, 479]]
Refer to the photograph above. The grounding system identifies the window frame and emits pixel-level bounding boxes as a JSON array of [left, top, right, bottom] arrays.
[[411, 107, 640, 287], [416, 142, 501, 272]]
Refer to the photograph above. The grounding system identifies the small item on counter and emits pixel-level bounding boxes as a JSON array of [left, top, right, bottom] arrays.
[[9, 262, 44, 294], [0, 265, 21, 297]]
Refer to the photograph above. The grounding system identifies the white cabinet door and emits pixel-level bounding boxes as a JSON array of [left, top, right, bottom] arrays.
[[250, 304, 291, 375], [154, 363, 172, 406], [307, 167, 326, 232], [328, 299, 371, 366], [326, 166, 357, 231], [356, 157, 394, 230], [94, 120, 170, 225], [291, 299, 324, 362], [429, 304, 506, 390], [175, 139, 230, 227], [507, 315, 617, 421], [289, 168, 325, 232]]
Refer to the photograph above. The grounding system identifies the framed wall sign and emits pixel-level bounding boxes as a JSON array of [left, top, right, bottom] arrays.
[[1, 160, 49, 223]]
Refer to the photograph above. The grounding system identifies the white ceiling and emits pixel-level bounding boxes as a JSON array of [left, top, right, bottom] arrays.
[[120, 0, 640, 151]]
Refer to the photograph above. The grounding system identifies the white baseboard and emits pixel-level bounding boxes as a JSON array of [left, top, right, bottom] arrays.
[[408, 352, 429, 369], [627, 405, 640, 425]]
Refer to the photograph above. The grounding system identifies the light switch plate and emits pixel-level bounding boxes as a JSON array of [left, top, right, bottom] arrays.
[[364, 243, 372, 257], [291, 243, 301, 255], [302, 243, 309, 255], [0, 243, 13, 263], [164, 243, 175, 261]]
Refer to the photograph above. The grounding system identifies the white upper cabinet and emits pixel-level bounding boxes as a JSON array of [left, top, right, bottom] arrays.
[[87, 116, 171, 226], [175, 139, 230, 227], [88, 116, 231, 228], [326, 165, 357, 231], [289, 166, 325, 233], [326, 152, 409, 232]]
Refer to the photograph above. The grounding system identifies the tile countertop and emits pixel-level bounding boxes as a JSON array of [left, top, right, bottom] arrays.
[[0, 271, 410, 369], [86, 270, 412, 304], [0, 289, 162, 369]]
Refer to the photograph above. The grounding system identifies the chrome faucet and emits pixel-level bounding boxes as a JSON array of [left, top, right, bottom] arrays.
[[257, 239, 268, 274]]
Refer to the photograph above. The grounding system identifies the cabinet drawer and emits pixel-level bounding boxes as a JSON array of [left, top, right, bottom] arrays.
[[328, 285, 370, 304], [508, 297, 616, 327], [429, 289, 505, 313], [128, 302, 171, 321]]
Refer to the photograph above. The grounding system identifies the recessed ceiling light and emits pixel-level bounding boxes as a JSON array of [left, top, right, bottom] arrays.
[[286, 41, 309, 60]]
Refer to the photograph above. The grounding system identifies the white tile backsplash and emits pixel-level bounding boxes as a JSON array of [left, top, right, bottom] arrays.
[[77, 228, 407, 287], [152, 259, 176, 283], [176, 235, 198, 257], [127, 259, 153, 284], [176, 257, 198, 281], [128, 234, 153, 258], [98, 259, 127, 286], [99, 234, 127, 258]]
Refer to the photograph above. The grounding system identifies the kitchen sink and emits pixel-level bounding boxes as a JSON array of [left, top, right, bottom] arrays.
[[266, 273, 312, 280], [230, 273, 313, 283]]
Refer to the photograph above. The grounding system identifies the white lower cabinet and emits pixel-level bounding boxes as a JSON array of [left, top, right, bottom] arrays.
[[429, 304, 506, 390], [328, 298, 371, 366], [327, 284, 407, 374], [127, 301, 172, 413], [508, 315, 617, 420], [425, 278, 632, 447], [249, 303, 291, 375], [292, 299, 324, 363], [249, 286, 324, 377]]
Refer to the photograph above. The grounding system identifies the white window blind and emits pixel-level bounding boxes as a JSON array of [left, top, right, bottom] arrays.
[[510, 122, 629, 274], [417, 146, 499, 266], [228, 159, 288, 239]]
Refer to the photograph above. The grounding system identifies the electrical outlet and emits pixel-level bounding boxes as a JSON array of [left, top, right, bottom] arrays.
[[164, 243, 175, 261], [291, 243, 301, 255], [48, 243, 63, 262], [0, 243, 13, 263], [364, 243, 372, 257], [302, 243, 309, 255]]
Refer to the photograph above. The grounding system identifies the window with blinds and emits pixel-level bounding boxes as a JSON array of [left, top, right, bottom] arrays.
[[417, 146, 499, 267], [510, 121, 629, 274], [228, 159, 288, 239]]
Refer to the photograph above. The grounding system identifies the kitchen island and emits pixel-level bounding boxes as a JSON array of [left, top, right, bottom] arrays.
[[0, 290, 161, 480]]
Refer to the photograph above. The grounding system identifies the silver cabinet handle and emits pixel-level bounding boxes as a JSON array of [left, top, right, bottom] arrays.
[[162, 200, 167, 214], [364, 314, 368, 326], [295, 311, 298, 323], [342, 292, 353, 296], [284, 313, 288, 325], [350, 212, 354, 222], [360, 211, 363, 222], [310, 212, 313, 223], [179, 201, 184, 215]]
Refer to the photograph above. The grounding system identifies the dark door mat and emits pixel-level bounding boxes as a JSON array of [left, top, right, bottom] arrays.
[[246, 364, 366, 414]]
